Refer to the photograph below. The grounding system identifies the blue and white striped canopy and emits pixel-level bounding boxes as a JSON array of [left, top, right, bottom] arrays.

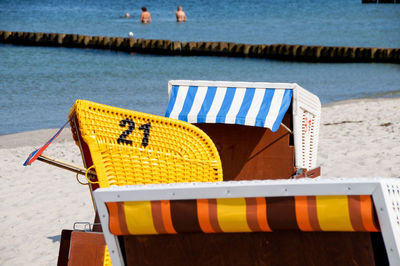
[[165, 85, 293, 132]]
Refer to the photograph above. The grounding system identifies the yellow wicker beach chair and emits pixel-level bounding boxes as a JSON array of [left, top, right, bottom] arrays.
[[68, 99, 223, 188], [64, 100, 223, 266]]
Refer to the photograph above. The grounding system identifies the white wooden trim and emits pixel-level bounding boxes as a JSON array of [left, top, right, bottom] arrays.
[[167, 80, 298, 98], [96, 198, 125, 266]]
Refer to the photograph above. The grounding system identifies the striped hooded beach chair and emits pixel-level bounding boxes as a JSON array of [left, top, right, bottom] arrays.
[[165, 80, 321, 179]]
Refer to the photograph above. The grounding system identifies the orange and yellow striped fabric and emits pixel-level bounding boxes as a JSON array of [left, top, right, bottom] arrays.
[[106, 195, 379, 235]]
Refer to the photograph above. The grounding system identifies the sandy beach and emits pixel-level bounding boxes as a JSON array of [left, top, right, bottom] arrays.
[[1, 97, 399, 265]]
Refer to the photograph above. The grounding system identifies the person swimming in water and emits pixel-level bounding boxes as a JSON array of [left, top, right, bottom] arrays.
[[124, 12, 131, 18], [175, 6, 186, 22], [140, 7, 151, 23]]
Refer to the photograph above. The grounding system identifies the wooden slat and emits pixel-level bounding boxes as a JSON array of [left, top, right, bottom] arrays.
[[57, 230, 72, 266], [123, 232, 377, 266], [195, 112, 295, 181], [67, 231, 106, 266]]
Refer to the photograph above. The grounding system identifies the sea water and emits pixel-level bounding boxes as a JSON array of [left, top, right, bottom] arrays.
[[0, 0, 399, 134]]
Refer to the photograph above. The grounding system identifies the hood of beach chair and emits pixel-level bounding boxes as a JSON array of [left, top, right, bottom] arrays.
[[165, 80, 293, 132]]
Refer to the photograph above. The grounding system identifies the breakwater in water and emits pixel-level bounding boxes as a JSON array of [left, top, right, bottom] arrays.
[[1, 31, 399, 63], [362, 0, 400, 3]]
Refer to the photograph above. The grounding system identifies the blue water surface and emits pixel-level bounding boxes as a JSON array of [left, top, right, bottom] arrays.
[[1, 0, 400, 47], [0, 0, 399, 134]]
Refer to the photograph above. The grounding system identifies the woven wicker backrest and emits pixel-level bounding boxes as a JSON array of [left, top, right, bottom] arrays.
[[69, 100, 223, 188]]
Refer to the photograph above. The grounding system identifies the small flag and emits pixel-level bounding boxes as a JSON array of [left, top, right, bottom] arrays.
[[23, 120, 69, 166]]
